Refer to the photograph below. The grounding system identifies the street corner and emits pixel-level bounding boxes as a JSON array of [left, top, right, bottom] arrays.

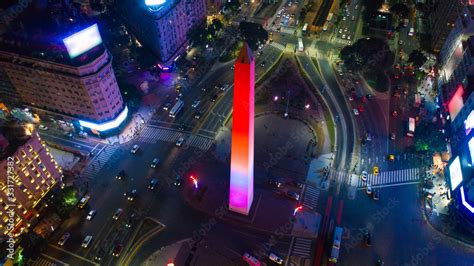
[[292, 210, 321, 239]]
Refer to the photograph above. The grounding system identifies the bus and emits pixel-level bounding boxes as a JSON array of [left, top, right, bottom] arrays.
[[276, 8, 283, 18], [169, 100, 184, 118], [297, 38, 304, 52], [327, 12, 334, 22], [323, 23, 328, 31], [407, 117, 415, 137], [329, 226, 343, 263]]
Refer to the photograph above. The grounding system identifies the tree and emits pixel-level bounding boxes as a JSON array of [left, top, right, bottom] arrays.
[[361, 0, 384, 22], [408, 49, 427, 68], [340, 38, 394, 73], [414, 121, 446, 153], [187, 27, 209, 47], [239, 22, 268, 50], [390, 3, 410, 17]]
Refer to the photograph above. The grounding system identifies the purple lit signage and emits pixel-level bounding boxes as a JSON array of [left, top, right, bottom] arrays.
[[63, 24, 103, 59], [449, 156, 463, 190]]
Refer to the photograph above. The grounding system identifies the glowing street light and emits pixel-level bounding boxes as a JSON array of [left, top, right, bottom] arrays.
[[189, 175, 199, 189], [293, 205, 303, 216], [273, 96, 279, 101], [305, 104, 310, 109]]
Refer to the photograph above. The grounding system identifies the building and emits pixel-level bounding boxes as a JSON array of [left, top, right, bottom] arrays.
[[429, 0, 464, 52], [229, 43, 255, 215], [0, 123, 63, 238], [0, 2, 127, 135], [117, 0, 207, 68]]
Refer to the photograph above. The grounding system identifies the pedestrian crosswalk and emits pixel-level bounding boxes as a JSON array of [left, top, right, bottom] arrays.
[[139, 126, 213, 151], [356, 168, 420, 188], [291, 237, 313, 258], [82, 146, 119, 179], [302, 185, 320, 210], [30, 257, 59, 266]]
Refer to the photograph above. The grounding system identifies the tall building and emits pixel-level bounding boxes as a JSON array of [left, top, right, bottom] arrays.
[[0, 124, 63, 238], [0, 3, 127, 134], [117, 0, 207, 68], [430, 0, 464, 52], [229, 43, 254, 215]]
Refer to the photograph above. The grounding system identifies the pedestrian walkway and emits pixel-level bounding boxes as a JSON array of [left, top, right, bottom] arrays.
[[82, 146, 119, 179], [30, 257, 59, 266], [139, 126, 213, 151], [356, 168, 420, 188], [290, 237, 313, 258], [302, 185, 321, 210]]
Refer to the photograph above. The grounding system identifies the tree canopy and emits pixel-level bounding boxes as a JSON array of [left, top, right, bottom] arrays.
[[239, 22, 268, 50], [414, 121, 446, 153], [390, 3, 410, 17], [408, 49, 427, 68], [340, 38, 395, 73]]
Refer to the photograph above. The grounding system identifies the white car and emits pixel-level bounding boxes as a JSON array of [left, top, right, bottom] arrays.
[[342, 34, 346, 39], [361, 171, 368, 182], [353, 108, 359, 116], [81, 235, 93, 248], [58, 232, 70, 246], [269, 252, 284, 264], [131, 144, 139, 154], [347, 35, 351, 40], [366, 183, 373, 195], [151, 158, 160, 168], [192, 100, 201, 108], [86, 210, 97, 221], [339, 29, 343, 34], [176, 137, 185, 147], [38, 125, 48, 131]]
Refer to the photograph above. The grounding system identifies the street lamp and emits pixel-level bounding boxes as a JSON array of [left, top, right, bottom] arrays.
[[273, 96, 279, 101], [305, 104, 310, 109], [189, 175, 199, 189], [293, 205, 303, 216]]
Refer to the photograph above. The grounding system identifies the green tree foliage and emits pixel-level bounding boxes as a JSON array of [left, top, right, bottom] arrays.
[[390, 3, 410, 17], [239, 22, 268, 50], [361, 0, 384, 22], [414, 121, 446, 153], [408, 49, 427, 68], [340, 38, 394, 73]]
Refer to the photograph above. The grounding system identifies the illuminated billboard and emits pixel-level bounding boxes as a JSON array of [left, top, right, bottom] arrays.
[[461, 187, 474, 214], [449, 156, 463, 190], [63, 24, 103, 59], [465, 110, 474, 135], [469, 137, 474, 164], [448, 85, 464, 121], [145, 0, 166, 6], [79, 106, 128, 131]]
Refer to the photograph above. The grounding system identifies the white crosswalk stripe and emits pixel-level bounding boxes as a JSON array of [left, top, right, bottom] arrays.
[[302, 185, 320, 210], [357, 168, 420, 188], [82, 146, 118, 179], [30, 257, 58, 266], [139, 126, 213, 151], [291, 238, 313, 258]]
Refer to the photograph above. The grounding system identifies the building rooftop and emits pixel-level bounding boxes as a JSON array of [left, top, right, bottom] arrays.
[[0, 0, 106, 67], [0, 121, 33, 161]]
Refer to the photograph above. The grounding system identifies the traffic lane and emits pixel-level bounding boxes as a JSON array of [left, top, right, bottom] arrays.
[[40, 133, 96, 153], [341, 185, 474, 265], [42, 245, 97, 266]]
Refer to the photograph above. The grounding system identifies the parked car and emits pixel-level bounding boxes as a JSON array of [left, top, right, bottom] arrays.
[[86, 210, 97, 221], [125, 189, 138, 201], [81, 235, 93, 248], [366, 183, 373, 195], [269, 252, 284, 264], [353, 108, 359, 116], [58, 232, 70, 246], [174, 175, 182, 186], [286, 191, 300, 201]]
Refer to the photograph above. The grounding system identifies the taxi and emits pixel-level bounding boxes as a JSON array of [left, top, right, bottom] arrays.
[[373, 166, 379, 176]]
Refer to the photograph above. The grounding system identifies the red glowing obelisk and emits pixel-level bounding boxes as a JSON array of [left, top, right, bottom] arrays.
[[229, 43, 255, 215]]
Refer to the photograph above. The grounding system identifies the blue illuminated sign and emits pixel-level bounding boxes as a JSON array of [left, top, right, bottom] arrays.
[[79, 106, 128, 131]]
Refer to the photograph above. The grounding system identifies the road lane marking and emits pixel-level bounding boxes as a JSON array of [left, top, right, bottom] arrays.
[[48, 244, 98, 265]]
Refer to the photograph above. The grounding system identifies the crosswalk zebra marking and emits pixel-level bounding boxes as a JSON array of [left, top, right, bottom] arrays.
[[302, 185, 320, 210], [82, 146, 119, 179], [139, 126, 213, 151], [357, 168, 420, 188], [291, 238, 313, 258]]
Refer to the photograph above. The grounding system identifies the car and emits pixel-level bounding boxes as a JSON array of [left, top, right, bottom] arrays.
[[348, 95, 354, 101], [211, 94, 218, 102], [38, 125, 48, 131], [361, 171, 368, 182], [352, 15, 355, 21], [353, 108, 359, 116], [81, 235, 93, 248], [390, 133, 396, 140], [125, 189, 138, 201], [365, 231, 371, 246], [174, 175, 183, 186], [403, 88, 408, 95], [388, 154, 395, 161], [366, 133, 372, 141], [131, 144, 139, 154], [58, 232, 70, 246], [366, 94, 373, 100], [64, 132, 73, 138], [78, 195, 90, 208], [339, 29, 343, 34], [347, 35, 351, 40], [373, 166, 379, 176], [268, 178, 283, 188], [148, 178, 159, 190], [376, 259, 385, 266], [342, 34, 346, 39], [231, 65, 235, 70], [243, 253, 261, 266], [178, 124, 185, 131], [373, 189, 379, 200], [112, 244, 123, 257], [286, 191, 300, 201], [94, 250, 105, 262], [343, 16, 346, 21], [113, 208, 123, 220], [125, 213, 138, 228], [358, 106, 365, 113], [194, 112, 202, 120], [269, 252, 284, 264], [291, 180, 304, 189], [116, 170, 126, 180], [175, 93, 183, 101], [392, 110, 398, 117], [260, 61, 266, 67], [366, 183, 373, 195], [176, 137, 185, 147], [86, 210, 97, 221], [78, 131, 88, 138], [192, 100, 201, 108], [150, 158, 160, 168], [163, 102, 172, 111]]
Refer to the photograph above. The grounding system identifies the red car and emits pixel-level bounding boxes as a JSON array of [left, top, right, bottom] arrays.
[[112, 244, 123, 257], [358, 106, 365, 112]]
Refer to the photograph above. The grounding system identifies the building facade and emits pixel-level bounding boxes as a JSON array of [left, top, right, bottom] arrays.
[[118, 0, 207, 67], [0, 126, 63, 237], [430, 0, 464, 52]]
